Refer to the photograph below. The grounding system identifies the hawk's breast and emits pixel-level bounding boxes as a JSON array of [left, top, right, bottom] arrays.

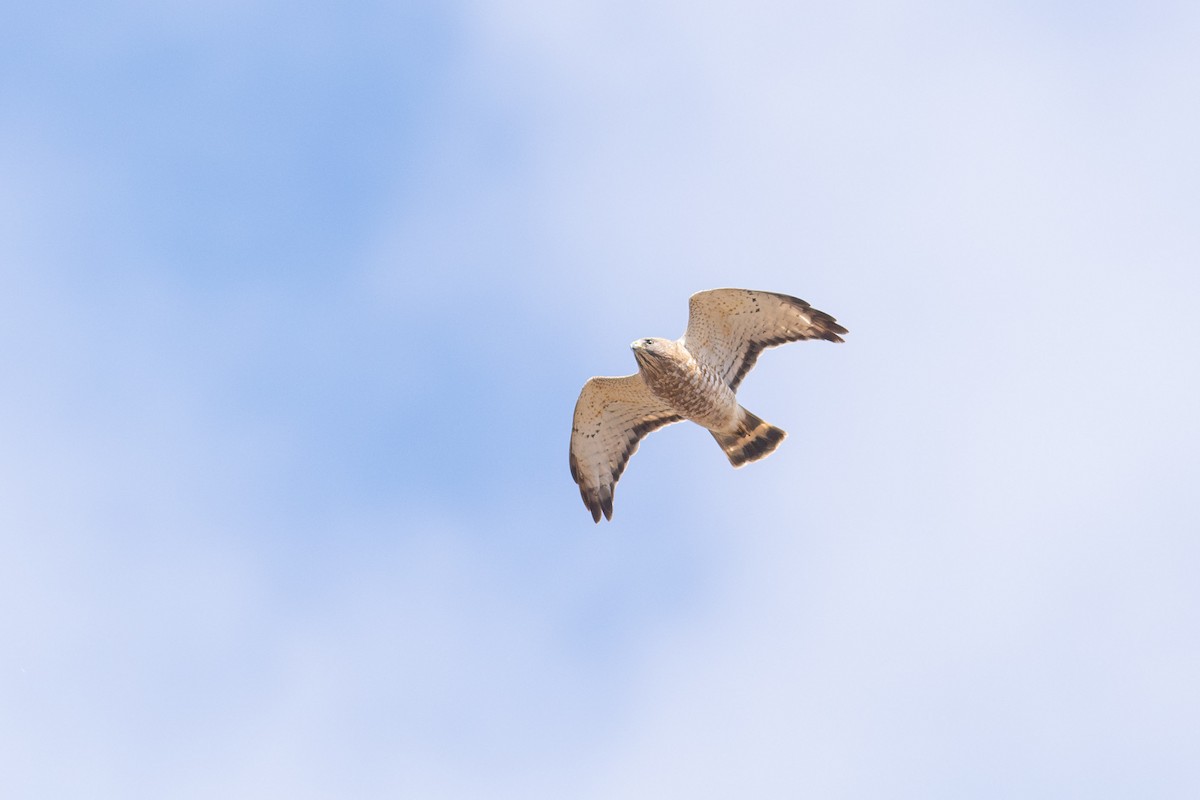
[[639, 346, 738, 431]]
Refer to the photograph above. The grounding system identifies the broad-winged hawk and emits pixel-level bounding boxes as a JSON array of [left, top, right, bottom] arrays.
[[569, 288, 847, 522]]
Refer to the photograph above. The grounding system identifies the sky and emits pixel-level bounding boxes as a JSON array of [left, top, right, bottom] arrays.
[[3, 1, 1199, 797]]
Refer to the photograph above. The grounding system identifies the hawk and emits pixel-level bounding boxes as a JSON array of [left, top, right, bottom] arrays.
[[569, 288, 847, 522]]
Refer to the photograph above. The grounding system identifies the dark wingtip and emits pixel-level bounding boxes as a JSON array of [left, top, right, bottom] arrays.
[[808, 309, 848, 343], [579, 483, 603, 523], [580, 486, 614, 523]]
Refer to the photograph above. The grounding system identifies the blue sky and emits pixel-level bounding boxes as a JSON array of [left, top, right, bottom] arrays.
[[3, 1, 1199, 797]]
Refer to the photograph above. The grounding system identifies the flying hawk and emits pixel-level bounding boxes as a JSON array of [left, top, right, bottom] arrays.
[[569, 288, 847, 522]]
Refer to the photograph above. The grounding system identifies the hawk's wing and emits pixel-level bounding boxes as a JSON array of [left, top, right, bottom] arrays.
[[569, 374, 682, 522], [682, 289, 847, 391]]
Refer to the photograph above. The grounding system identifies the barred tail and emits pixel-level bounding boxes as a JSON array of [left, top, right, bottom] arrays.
[[710, 407, 787, 467]]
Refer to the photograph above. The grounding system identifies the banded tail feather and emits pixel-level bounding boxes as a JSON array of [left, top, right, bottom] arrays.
[[710, 407, 786, 467]]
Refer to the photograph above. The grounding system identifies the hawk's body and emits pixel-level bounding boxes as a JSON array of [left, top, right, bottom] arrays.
[[569, 288, 847, 522]]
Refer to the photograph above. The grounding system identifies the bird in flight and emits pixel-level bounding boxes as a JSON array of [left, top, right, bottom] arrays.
[[569, 288, 847, 522]]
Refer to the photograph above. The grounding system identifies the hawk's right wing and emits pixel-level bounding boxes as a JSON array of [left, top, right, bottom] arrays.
[[682, 289, 847, 391], [569, 375, 682, 523]]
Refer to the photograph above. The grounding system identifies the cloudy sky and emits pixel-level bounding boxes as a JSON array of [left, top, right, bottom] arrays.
[[3, 1, 1199, 797]]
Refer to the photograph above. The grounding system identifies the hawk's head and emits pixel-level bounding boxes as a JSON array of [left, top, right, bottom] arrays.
[[630, 337, 674, 370]]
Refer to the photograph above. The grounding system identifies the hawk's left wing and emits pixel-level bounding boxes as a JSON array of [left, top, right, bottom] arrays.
[[569, 374, 682, 522], [682, 289, 847, 391]]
